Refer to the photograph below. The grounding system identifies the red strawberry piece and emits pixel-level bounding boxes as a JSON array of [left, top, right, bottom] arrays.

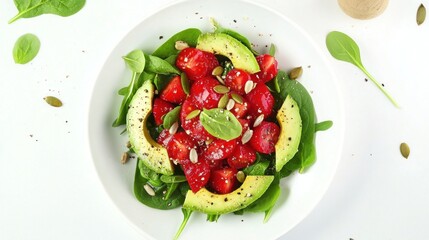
[[166, 132, 198, 165], [245, 83, 275, 118], [224, 69, 252, 95], [249, 121, 280, 154], [182, 160, 211, 193], [227, 144, 257, 169], [176, 48, 219, 81], [209, 168, 238, 194], [189, 76, 223, 109], [252, 54, 278, 83], [159, 75, 187, 104], [152, 98, 175, 126]]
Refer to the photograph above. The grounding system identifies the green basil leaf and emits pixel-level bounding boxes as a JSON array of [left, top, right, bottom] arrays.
[[200, 108, 242, 141], [9, 0, 86, 24], [152, 28, 202, 58], [163, 106, 181, 129], [145, 54, 180, 75], [315, 120, 333, 131], [13, 33, 40, 64], [326, 31, 399, 108], [122, 49, 145, 73]]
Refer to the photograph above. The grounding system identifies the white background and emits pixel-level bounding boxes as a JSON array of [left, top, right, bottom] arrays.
[[1, 0, 428, 239]]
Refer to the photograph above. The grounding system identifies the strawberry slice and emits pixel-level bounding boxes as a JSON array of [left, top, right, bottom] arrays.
[[180, 98, 213, 142], [249, 121, 280, 154], [209, 168, 238, 194], [166, 132, 197, 165], [157, 129, 174, 148], [204, 139, 237, 161], [245, 83, 275, 118], [152, 98, 174, 126], [182, 161, 211, 193], [176, 48, 219, 81], [189, 76, 223, 109], [227, 144, 257, 169], [252, 54, 278, 83], [159, 75, 187, 104], [225, 69, 252, 95]]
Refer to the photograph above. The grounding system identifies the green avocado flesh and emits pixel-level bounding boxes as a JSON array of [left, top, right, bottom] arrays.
[[183, 175, 274, 214], [196, 33, 260, 74], [126, 80, 174, 175], [275, 95, 302, 172]]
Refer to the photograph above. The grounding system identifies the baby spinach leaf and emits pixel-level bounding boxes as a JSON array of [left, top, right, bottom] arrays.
[[164, 182, 180, 200], [13, 33, 40, 64], [152, 28, 202, 58], [315, 120, 333, 131], [200, 108, 242, 141], [145, 54, 180, 75], [163, 106, 181, 129], [174, 208, 193, 240], [244, 177, 281, 222], [206, 214, 220, 222], [326, 31, 399, 108], [9, 0, 86, 24], [243, 153, 271, 175], [123, 50, 145, 73], [160, 175, 187, 184], [164, 54, 178, 66], [134, 160, 184, 210]]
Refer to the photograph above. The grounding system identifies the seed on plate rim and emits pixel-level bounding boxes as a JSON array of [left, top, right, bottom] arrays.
[[253, 114, 264, 127], [186, 109, 201, 120], [212, 66, 224, 76], [175, 40, 189, 51], [169, 122, 179, 135], [231, 93, 243, 104], [226, 99, 235, 111], [120, 152, 129, 164], [189, 148, 198, 163], [244, 80, 254, 94], [241, 129, 253, 145], [400, 142, 410, 159], [213, 85, 230, 94], [44, 96, 63, 107], [143, 184, 156, 196]]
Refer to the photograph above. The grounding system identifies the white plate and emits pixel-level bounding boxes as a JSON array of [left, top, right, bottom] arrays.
[[87, 0, 344, 239]]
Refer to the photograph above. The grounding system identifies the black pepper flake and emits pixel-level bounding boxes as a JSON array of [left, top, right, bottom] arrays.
[[195, 12, 199, 15], [288, 137, 292, 141], [233, 19, 237, 23], [224, 197, 228, 202], [365, 78, 368, 82], [159, 36, 164, 40], [382, 83, 385, 87]]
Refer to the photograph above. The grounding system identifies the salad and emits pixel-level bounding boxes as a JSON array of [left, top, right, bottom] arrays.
[[112, 19, 331, 239]]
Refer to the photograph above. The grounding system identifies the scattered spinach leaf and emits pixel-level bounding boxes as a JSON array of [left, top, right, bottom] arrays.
[[200, 108, 242, 140], [9, 0, 86, 24], [163, 106, 181, 129], [243, 153, 271, 175], [244, 177, 281, 222], [164, 182, 180, 200], [174, 208, 193, 240], [326, 31, 399, 108], [145, 54, 180, 75], [123, 49, 146, 72], [164, 54, 178, 66], [315, 120, 333, 131], [152, 28, 202, 58], [13, 33, 40, 64]]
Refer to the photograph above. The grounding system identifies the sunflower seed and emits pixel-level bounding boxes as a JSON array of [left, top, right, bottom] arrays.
[[213, 85, 230, 94], [175, 40, 189, 50], [218, 94, 229, 109], [241, 129, 253, 144], [44, 96, 62, 107], [236, 171, 246, 183], [400, 142, 410, 159], [253, 114, 264, 127], [231, 93, 243, 104], [144, 184, 156, 196], [189, 148, 198, 163], [120, 152, 129, 164], [169, 122, 179, 135], [244, 80, 254, 94], [216, 75, 225, 84], [186, 109, 201, 120], [226, 99, 235, 111], [212, 66, 224, 76]]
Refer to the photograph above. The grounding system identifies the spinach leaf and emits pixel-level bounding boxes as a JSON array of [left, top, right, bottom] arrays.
[[164, 182, 180, 200], [134, 160, 184, 210], [9, 0, 86, 24], [164, 54, 178, 66], [160, 175, 187, 184], [145, 54, 180, 75], [13, 33, 40, 64], [153, 74, 173, 91], [326, 31, 399, 108], [315, 120, 333, 131], [243, 153, 272, 176], [206, 214, 220, 222], [180, 72, 190, 95], [200, 108, 242, 140], [244, 177, 281, 222], [273, 71, 317, 174], [174, 208, 193, 240], [269, 44, 276, 57], [163, 106, 181, 129], [152, 28, 202, 58], [112, 50, 146, 127]]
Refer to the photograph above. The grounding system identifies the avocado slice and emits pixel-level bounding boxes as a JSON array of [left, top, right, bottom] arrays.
[[275, 95, 302, 171], [182, 175, 274, 214], [196, 33, 260, 74], [127, 80, 174, 175]]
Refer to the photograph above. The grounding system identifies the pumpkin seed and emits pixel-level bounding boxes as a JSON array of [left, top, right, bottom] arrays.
[[186, 109, 201, 120], [212, 66, 224, 76], [175, 40, 189, 50], [43, 96, 62, 107], [417, 4, 426, 25], [218, 94, 229, 109], [213, 85, 230, 94], [289, 66, 303, 80], [231, 93, 243, 104], [400, 142, 410, 159], [236, 171, 246, 183]]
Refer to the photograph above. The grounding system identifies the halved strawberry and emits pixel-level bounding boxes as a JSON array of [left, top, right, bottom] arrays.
[[238, 119, 250, 136], [245, 83, 275, 118], [159, 75, 187, 104], [249, 121, 280, 154], [176, 48, 219, 81], [209, 168, 238, 194], [224, 69, 252, 95], [189, 76, 223, 109], [157, 129, 174, 147], [204, 139, 237, 161], [229, 92, 249, 119], [227, 144, 257, 169], [152, 98, 174, 125], [166, 132, 198, 165], [182, 161, 211, 193], [252, 54, 278, 83], [180, 98, 213, 142]]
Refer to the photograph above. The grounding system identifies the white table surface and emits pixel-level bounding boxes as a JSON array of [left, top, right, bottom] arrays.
[[1, 0, 428, 239]]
